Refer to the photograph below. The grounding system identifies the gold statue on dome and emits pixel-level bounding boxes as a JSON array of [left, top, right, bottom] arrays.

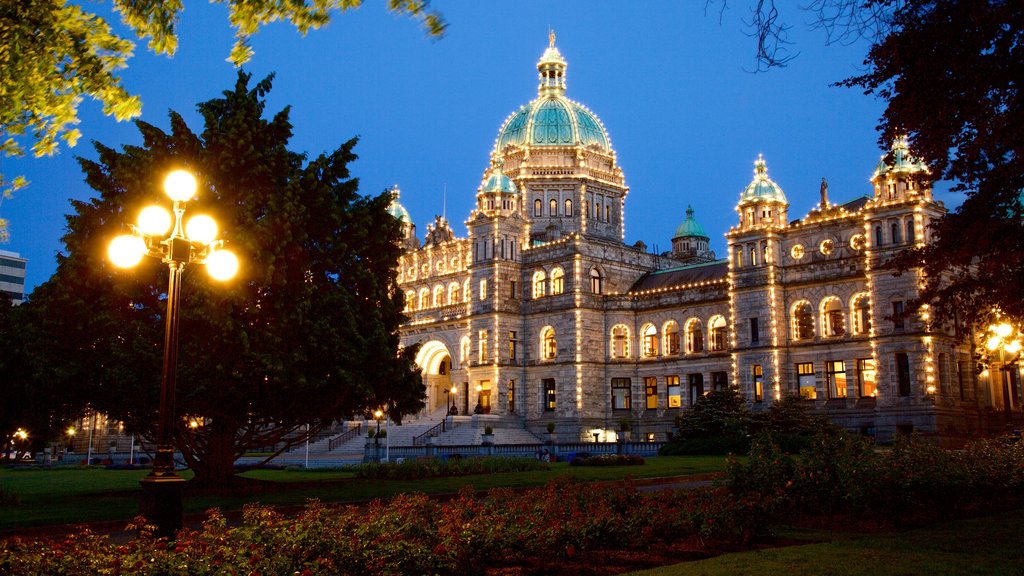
[[549, 28, 556, 48]]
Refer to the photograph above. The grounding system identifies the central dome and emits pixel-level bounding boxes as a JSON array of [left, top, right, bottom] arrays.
[[494, 36, 611, 153]]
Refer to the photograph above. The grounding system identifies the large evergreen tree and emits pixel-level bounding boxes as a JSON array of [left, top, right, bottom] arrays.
[[28, 71, 423, 484]]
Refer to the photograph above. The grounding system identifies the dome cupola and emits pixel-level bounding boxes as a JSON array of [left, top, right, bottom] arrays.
[[738, 155, 787, 206], [671, 205, 716, 263], [673, 205, 707, 239], [872, 135, 928, 180], [386, 185, 412, 223]]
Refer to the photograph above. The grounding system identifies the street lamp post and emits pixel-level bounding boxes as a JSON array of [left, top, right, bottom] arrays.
[[985, 321, 1022, 428], [108, 169, 238, 539]]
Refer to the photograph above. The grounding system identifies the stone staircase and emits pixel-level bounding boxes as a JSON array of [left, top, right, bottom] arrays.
[[315, 410, 543, 451]]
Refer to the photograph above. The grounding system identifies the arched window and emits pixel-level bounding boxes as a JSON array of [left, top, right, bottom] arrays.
[[749, 245, 758, 266], [663, 320, 680, 355], [874, 225, 883, 247], [534, 199, 542, 217], [404, 290, 415, 312], [550, 267, 564, 295], [851, 294, 871, 335], [685, 319, 704, 353], [709, 315, 728, 351], [821, 296, 846, 337], [463, 279, 471, 302], [891, 222, 900, 244], [448, 282, 461, 305], [541, 327, 557, 360], [583, 200, 589, 219], [641, 323, 658, 357], [433, 285, 445, 307], [590, 268, 603, 294], [792, 301, 814, 340], [605, 203, 611, 222], [906, 219, 916, 244], [419, 288, 430, 310], [532, 270, 547, 298], [549, 198, 557, 216], [611, 325, 630, 359], [564, 198, 573, 217]]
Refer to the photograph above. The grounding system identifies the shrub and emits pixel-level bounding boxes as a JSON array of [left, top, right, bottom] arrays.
[[659, 435, 750, 456]]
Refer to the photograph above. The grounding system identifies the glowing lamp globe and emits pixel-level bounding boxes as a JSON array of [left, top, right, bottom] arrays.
[[109, 235, 147, 268], [205, 249, 239, 281], [185, 215, 218, 244], [164, 170, 197, 202], [138, 206, 172, 236], [1007, 340, 1022, 355], [996, 323, 1013, 338]]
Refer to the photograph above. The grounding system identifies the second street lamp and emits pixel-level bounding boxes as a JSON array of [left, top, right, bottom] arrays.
[[108, 169, 238, 539]]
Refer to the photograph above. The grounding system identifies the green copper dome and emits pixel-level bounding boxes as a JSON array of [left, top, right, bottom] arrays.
[[872, 135, 928, 179], [386, 186, 412, 223], [738, 155, 787, 206], [673, 205, 707, 239], [482, 172, 517, 194], [494, 37, 611, 153]]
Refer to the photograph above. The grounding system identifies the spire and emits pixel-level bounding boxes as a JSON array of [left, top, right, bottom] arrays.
[[537, 30, 566, 96]]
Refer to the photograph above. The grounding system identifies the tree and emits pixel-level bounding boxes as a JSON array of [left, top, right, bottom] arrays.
[[0, 0, 446, 232], [27, 71, 423, 485]]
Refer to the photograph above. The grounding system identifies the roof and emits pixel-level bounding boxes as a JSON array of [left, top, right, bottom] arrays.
[[738, 155, 787, 206], [629, 260, 729, 293], [673, 205, 707, 239]]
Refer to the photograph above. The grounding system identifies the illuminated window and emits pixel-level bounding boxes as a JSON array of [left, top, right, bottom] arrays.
[[663, 320, 680, 355], [667, 375, 681, 408], [645, 377, 658, 410], [532, 270, 546, 298], [508, 380, 516, 413], [753, 365, 764, 402], [685, 319, 704, 353], [821, 297, 845, 337], [404, 290, 415, 311], [565, 198, 573, 216], [448, 282, 461, 304], [550, 267, 564, 295], [826, 360, 847, 398], [543, 379, 556, 411], [709, 315, 728, 352], [790, 244, 805, 260], [641, 323, 658, 357], [797, 362, 816, 399], [534, 199, 542, 217], [851, 294, 871, 335], [479, 279, 487, 300], [508, 330, 517, 361], [819, 239, 834, 255], [792, 301, 814, 341], [590, 268, 603, 294], [549, 198, 557, 216], [605, 203, 611, 222], [611, 378, 631, 410], [478, 330, 488, 363], [857, 358, 877, 397], [541, 327, 557, 360], [433, 285, 445, 307], [419, 288, 429, 310], [611, 325, 630, 359]]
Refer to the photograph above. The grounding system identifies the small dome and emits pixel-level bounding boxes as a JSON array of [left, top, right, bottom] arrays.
[[872, 135, 928, 179], [386, 185, 412, 223], [738, 155, 787, 206], [481, 171, 517, 194], [673, 205, 707, 239]]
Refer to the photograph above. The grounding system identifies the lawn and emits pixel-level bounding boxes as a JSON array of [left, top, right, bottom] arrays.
[[0, 455, 726, 532], [626, 508, 1024, 576]]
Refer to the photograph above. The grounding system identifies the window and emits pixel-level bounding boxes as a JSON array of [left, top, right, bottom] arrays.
[[874, 225, 883, 246], [937, 353, 948, 395], [550, 267, 564, 295], [821, 297, 846, 337], [689, 374, 704, 405], [750, 317, 759, 343], [549, 198, 557, 216], [645, 377, 658, 410], [906, 219, 916, 244], [792, 301, 814, 340], [419, 288, 429, 310], [710, 315, 728, 351], [541, 327, 557, 360], [534, 199, 542, 217], [753, 365, 764, 402], [826, 360, 847, 398], [605, 203, 611, 222], [797, 362, 816, 399], [448, 282, 461, 304], [685, 319, 704, 353], [509, 280, 517, 299], [508, 380, 516, 413], [478, 330, 488, 363], [479, 279, 488, 300], [852, 294, 871, 335], [565, 198, 572, 216], [590, 268, 603, 294], [532, 270, 546, 298], [664, 321, 680, 355], [611, 325, 630, 358], [892, 301, 905, 330], [749, 245, 758, 266], [463, 279, 471, 302], [404, 290, 415, 311], [712, 371, 728, 391], [667, 376, 681, 408], [857, 359, 877, 397], [543, 379, 556, 411], [508, 331, 517, 361], [891, 222, 900, 244], [612, 378, 631, 410], [433, 285, 445, 307], [734, 246, 743, 268], [641, 323, 658, 357], [896, 352, 911, 396]]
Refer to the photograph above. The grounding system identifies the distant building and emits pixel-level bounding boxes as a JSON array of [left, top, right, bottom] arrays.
[[0, 249, 27, 305], [393, 37, 1008, 444]]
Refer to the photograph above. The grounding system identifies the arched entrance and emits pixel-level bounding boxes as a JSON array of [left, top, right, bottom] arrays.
[[415, 341, 453, 414]]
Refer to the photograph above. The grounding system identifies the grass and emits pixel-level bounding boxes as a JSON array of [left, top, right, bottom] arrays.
[[625, 508, 1024, 576], [0, 455, 725, 532]]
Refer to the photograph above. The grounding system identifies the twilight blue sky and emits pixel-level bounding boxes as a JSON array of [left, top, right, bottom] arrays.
[[0, 2, 957, 294]]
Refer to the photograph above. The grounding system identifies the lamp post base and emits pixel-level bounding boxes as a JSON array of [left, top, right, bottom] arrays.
[[139, 473, 185, 539]]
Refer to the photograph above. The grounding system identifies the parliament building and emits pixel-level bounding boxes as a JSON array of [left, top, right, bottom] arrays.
[[392, 37, 998, 444]]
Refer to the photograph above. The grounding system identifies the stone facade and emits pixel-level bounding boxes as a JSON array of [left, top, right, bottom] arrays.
[[395, 40, 1000, 444]]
